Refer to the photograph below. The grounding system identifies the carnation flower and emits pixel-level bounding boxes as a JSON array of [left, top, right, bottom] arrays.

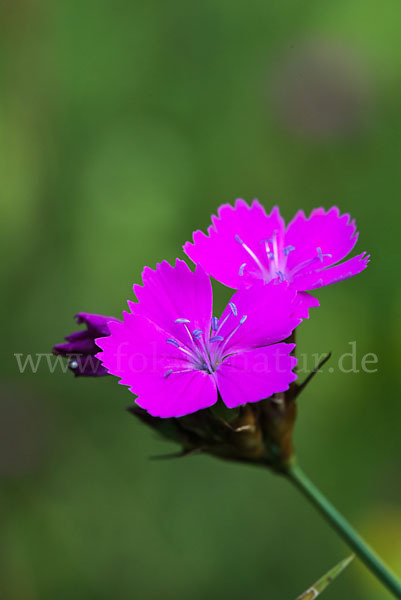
[[95, 260, 301, 418], [53, 312, 119, 376], [183, 200, 369, 300]]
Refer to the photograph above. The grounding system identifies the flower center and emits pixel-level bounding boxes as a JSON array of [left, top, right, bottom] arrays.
[[163, 303, 247, 378], [235, 232, 332, 283]]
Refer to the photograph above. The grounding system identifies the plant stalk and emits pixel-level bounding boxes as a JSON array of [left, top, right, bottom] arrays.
[[286, 462, 401, 599]]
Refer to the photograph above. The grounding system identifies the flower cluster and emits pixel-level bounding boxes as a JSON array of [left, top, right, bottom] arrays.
[[53, 200, 369, 465]]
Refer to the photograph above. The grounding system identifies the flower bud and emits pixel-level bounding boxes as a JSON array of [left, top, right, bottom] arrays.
[[53, 312, 118, 376]]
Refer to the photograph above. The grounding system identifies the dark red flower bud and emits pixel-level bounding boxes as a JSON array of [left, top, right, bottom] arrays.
[[53, 312, 119, 376]]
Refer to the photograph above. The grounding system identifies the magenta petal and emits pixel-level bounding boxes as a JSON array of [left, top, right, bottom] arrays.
[[217, 281, 301, 351], [95, 314, 178, 380], [292, 291, 320, 319], [217, 344, 297, 409], [95, 313, 217, 418], [285, 207, 358, 274], [128, 259, 212, 345], [135, 370, 217, 418], [293, 252, 370, 291], [184, 200, 284, 289]]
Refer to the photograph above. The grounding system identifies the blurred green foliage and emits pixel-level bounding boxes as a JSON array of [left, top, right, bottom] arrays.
[[1, 1, 401, 599]]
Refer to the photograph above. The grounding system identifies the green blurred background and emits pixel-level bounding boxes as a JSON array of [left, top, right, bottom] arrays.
[[1, 1, 401, 598]]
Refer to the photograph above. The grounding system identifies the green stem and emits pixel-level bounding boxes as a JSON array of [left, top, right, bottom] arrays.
[[286, 462, 401, 599]]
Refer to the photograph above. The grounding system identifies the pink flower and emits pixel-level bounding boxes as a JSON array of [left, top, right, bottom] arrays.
[[183, 200, 369, 301], [95, 260, 301, 418]]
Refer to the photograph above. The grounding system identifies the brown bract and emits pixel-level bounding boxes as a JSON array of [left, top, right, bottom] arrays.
[[127, 359, 328, 472]]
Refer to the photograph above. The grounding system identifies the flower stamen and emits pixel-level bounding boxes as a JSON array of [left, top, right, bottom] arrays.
[[284, 245, 295, 255], [229, 302, 238, 316], [220, 314, 248, 353], [235, 234, 267, 277]]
